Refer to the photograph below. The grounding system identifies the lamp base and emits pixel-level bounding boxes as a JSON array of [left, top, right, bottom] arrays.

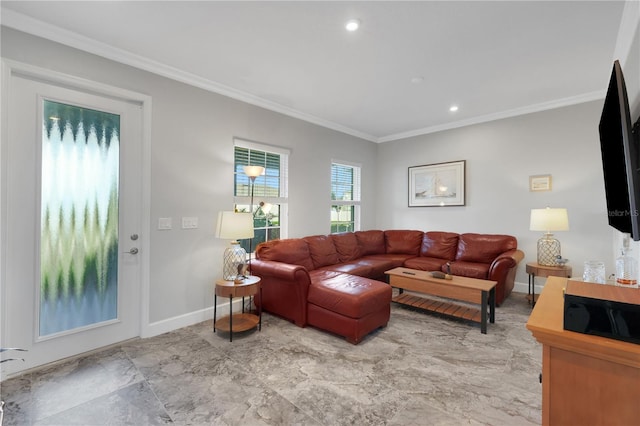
[[223, 241, 247, 281], [537, 234, 561, 266]]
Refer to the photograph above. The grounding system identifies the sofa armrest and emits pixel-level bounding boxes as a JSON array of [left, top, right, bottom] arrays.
[[251, 259, 308, 281], [488, 249, 525, 305], [489, 249, 525, 273], [250, 259, 311, 327]]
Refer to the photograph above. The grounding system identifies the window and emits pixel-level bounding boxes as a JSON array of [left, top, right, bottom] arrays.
[[331, 161, 361, 233], [234, 139, 289, 253]]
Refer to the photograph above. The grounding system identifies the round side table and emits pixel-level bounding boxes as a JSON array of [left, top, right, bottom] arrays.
[[214, 276, 261, 342], [526, 262, 572, 307]]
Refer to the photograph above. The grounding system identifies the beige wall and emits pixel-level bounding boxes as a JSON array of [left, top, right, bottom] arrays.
[[621, 4, 639, 118], [375, 5, 640, 289], [1, 27, 379, 328], [375, 101, 613, 289]]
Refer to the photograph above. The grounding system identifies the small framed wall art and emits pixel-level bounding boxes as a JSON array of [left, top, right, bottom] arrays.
[[529, 174, 552, 192], [408, 160, 465, 207]]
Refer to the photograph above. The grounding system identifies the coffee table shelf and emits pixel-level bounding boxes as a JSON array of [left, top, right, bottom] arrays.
[[393, 293, 482, 323]]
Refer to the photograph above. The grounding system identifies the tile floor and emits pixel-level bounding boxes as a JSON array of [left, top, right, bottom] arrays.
[[1, 292, 541, 425]]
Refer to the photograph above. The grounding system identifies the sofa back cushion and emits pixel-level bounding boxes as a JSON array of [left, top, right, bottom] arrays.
[[330, 232, 362, 262], [455, 233, 517, 264], [304, 235, 340, 269], [355, 230, 386, 255], [420, 232, 459, 260], [384, 230, 423, 255], [255, 238, 315, 271]]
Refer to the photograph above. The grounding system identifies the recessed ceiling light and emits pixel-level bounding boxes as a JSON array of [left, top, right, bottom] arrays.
[[449, 105, 459, 112], [345, 19, 360, 32]]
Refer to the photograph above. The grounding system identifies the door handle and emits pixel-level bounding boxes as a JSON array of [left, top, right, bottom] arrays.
[[124, 247, 138, 255]]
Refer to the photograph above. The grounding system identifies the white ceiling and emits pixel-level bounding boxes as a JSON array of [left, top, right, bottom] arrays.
[[0, 1, 629, 142]]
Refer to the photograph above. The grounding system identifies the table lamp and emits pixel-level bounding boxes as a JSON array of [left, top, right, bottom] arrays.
[[530, 207, 569, 266], [215, 211, 254, 280]]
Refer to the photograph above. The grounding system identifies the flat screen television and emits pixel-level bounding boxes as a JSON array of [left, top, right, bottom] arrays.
[[599, 60, 640, 241]]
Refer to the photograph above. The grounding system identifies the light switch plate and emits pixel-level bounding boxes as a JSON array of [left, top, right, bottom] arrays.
[[158, 217, 172, 230], [182, 217, 198, 229]]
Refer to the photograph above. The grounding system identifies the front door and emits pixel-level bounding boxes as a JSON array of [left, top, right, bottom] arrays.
[[2, 67, 144, 375]]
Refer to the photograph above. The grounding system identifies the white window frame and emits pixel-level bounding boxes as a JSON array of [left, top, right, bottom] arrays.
[[233, 138, 289, 242], [330, 160, 361, 233]]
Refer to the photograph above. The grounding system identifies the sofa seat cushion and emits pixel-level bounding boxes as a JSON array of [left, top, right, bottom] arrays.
[[308, 273, 391, 319], [448, 261, 490, 280], [403, 256, 449, 271], [309, 269, 345, 281], [319, 257, 396, 278], [363, 253, 412, 269], [359, 255, 403, 276], [316, 262, 374, 277]]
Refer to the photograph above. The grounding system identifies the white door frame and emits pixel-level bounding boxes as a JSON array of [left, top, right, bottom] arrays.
[[0, 59, 152, 377]]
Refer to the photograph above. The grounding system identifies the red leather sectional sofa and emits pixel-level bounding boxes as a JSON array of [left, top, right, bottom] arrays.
[[251, 230, 524, 344]]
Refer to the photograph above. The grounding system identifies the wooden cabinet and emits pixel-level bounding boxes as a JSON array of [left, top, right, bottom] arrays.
[[526, 277, 640, 425]]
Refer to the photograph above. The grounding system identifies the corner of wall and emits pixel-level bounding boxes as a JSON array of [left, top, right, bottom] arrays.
[[614, 1, 640, 66], [616, 0, 640, 117]]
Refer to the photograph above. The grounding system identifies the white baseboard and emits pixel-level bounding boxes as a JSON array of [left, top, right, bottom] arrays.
[[141, 298, 243, 338], [513, 280, 532, 295], [142, 280, 535, 338]]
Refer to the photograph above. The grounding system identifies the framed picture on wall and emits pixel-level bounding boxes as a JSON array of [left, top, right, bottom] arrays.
[[529, 174, 552, 192], [408, 160, 465, 207]]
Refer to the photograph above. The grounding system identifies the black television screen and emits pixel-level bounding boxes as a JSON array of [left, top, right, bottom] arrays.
[[599, 60, 640, 241]]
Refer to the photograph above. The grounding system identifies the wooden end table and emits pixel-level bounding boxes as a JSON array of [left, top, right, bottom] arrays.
[[525, 262, 571, 307], [214, 276, 261, 342]]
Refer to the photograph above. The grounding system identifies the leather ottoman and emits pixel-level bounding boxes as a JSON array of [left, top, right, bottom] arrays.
[[307, 271, 392, 344]]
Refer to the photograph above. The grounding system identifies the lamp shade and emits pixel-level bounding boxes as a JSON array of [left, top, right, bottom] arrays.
[[243, 165, 265, 178], [530, 208, 569, 232], [215, 211, 254, 240]]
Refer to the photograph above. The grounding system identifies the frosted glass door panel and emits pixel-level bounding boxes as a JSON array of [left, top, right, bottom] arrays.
[[40, 100, 120, 336]]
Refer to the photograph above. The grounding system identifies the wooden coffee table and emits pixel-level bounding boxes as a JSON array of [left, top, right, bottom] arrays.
[[385, 267, 497, 333]]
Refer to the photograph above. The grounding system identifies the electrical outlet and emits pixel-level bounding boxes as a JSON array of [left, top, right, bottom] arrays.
[[182, 217, 198, 229], [158, 217, 172, 230]]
